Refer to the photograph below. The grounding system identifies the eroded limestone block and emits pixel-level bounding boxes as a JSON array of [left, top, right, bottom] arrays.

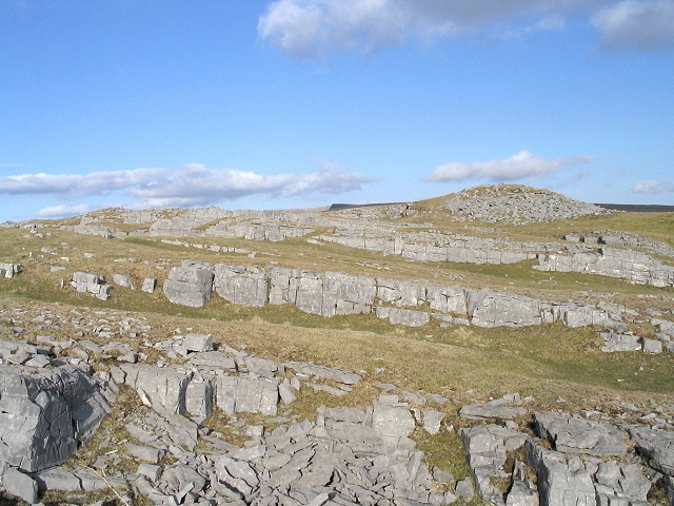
[[0, 364, 111, 472], [533, 412, 628, 457], [213, 264, 269, 307], [163, 261, 214, 307]]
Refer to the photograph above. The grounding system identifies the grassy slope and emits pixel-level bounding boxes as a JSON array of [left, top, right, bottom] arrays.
[[1, 208, 673, 505], [1, 218, 672, 403]]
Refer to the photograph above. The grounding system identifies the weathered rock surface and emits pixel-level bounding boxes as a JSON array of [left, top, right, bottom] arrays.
[[0, 263, 21, 278], [2, 467, 38, 504], [162, 260, 214, 307], [163, 261, 635, 335], [533, 412, 629, 456], [71, 271, 112, 300], [112, 273, 134, 288], [535, 247, 674, 287], [628, 425, 674, 476], [214, 263, 269, 307], [601, 330, 642, 352], [0, 363, 113, 472]]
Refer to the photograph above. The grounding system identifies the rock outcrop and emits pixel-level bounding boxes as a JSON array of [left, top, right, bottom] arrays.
[[163, 261, 629, 334], [0, 354, 114, 473], [162, 260, 214, 307], [535, 247, 674, 287], [440, 184, 609, 224], [71, 271, 112, 300], [1, 303, 674, 506], [460, 412, 658, 506], [0, 263, 21, 278]]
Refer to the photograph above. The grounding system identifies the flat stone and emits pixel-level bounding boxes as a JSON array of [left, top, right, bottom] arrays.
[[643, 338, 663, 354], [73, 467, 107, 492], [372, 404, 416, 446], [32, 466, 81, 491], [455, 477, 475, 500], [459, 404, 526, 421], [112, 273, 134, 288], [182, 333, 213, 352], [278, 382, 297, 405], [188, 351, 237, 370], [628, 425, 674, 475], [137, 463, 163, 483], [594, 461, 651, 505], [601, 331, 641, 352], [125, 442, 166, 464], [534, 412, 628, 457], [3, 467, 39, 504]]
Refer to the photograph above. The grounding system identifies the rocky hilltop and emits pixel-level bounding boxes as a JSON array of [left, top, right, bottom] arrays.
[[436, 184, 609, 224], [0, 184, 673, 506]]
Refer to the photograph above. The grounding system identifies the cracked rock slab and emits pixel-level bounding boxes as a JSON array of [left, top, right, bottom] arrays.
[[533, 412, 629, 457]]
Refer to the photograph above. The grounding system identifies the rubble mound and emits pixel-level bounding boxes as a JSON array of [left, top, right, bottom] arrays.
[[439, 184, 609, 224]]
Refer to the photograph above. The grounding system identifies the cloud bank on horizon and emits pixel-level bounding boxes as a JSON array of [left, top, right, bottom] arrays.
[[0, 164, 378, 217], [632, 180, 674, 194], [258, 0, 674, 57]]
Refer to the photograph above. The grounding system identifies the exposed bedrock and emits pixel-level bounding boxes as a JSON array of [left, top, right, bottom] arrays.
[[0, 362, 115, 473], [163, 261, 631, 333], [535, 247, 674, 288]]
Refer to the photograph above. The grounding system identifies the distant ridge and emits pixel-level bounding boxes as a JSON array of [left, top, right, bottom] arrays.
[[330, 201, 674, 213], [595, 203, 674, 213], [328, 202, 404, 211]]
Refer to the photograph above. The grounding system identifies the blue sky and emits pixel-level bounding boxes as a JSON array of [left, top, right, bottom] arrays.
[[1, 0, 673, 222]]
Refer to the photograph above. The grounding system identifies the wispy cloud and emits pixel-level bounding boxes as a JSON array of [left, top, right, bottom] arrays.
[[592, 0, 674, 51], [632, 179, 674, 193], [0, 163, 377, 208], [424, 151, 593, 183], [37, 204, 93, 218], [258, 0, 674, 57]]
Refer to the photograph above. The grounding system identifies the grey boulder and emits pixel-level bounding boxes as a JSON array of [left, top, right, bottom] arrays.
[[162, 260, 214, 307], [0, 364, 112, 473]]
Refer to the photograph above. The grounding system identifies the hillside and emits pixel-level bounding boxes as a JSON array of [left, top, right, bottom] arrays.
[[1, 184, 673, 506]]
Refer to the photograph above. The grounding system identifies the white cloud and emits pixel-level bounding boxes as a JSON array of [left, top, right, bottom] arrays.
[[131, 164, 378, 207], [258, 0, 673, 56], [258, 0, 412, 57], [129, 164, 296, 207], [424, 150, 593, 183], [0, 168, 165, 197], [632, 179, 674, 193], [0, 163, 377, 209], [593, 0, 674, 50], [280, 163, 378, 196], [37, 204, 93, 218]]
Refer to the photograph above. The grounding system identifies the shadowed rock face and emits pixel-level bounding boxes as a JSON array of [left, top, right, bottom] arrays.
[[0, 362, 114, 473]]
